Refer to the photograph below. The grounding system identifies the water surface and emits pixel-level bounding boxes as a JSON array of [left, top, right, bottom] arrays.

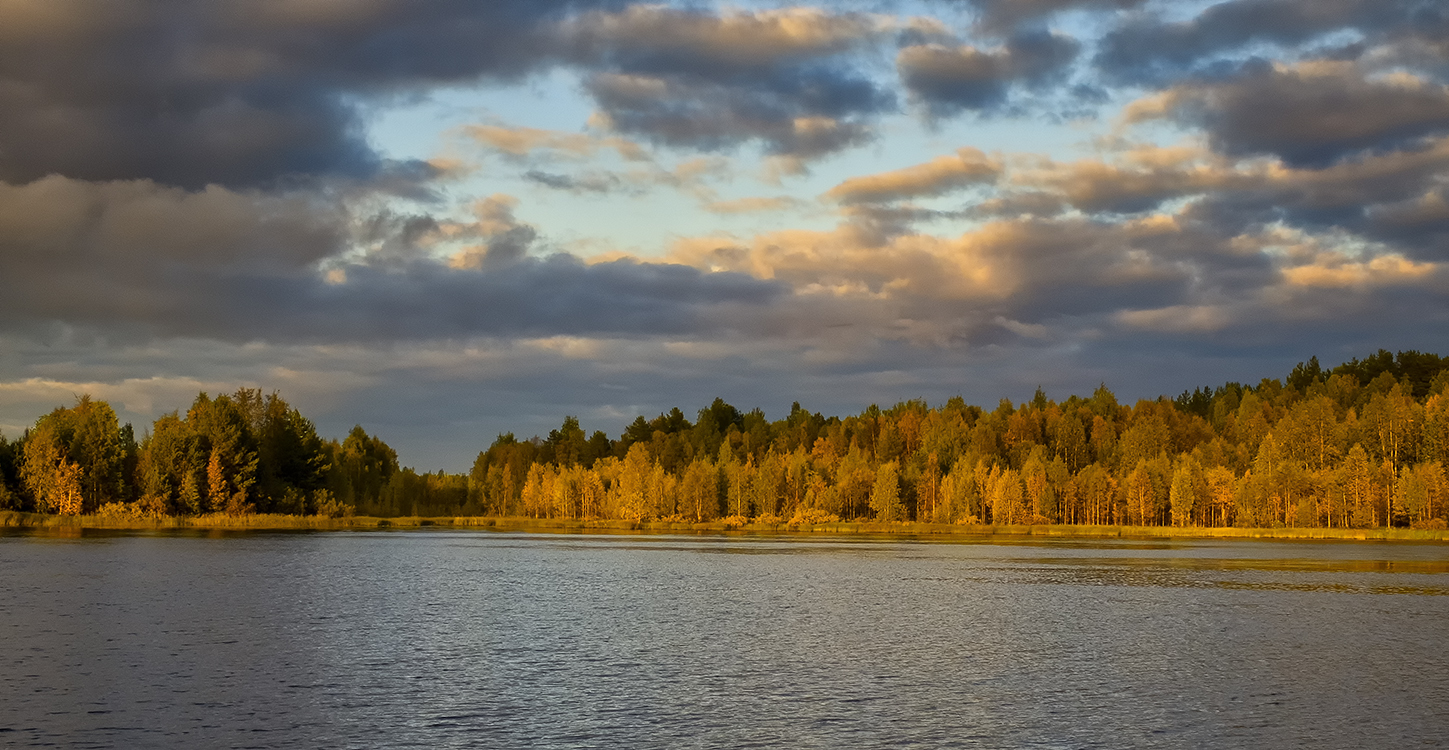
[[2, 530, 1446, 748]]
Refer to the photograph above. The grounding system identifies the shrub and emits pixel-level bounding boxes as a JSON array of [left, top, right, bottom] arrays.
[[720, 514, 749, 529], [313, 489, 355, 519], [790, 508, 840, 525]]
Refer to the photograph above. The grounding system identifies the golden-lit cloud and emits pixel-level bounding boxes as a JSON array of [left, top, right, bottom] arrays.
[[824, 148, 1001, 204], [1282, 254, 1439, 288], [561, 6, 894, 64], [703, 196, 803, 214], [462, 125, 649, 161], [1115, 305, 1233, 333]]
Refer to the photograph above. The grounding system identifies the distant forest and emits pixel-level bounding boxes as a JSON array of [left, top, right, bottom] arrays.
[[3, 349, 1449, 530]]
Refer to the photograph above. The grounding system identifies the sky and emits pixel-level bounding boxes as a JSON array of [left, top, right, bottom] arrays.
[[2, 0, 1447, 471]]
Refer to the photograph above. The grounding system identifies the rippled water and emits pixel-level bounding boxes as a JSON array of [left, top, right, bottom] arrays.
[[2, 530, 1446, 748]]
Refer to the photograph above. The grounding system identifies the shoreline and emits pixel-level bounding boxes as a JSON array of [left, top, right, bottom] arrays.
[[3, 510, 1448, 542]]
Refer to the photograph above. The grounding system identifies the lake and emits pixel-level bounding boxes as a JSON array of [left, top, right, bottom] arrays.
[[2, 529, 1446, 748]]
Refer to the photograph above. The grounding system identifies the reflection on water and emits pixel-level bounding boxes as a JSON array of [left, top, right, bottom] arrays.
[[1, 530, 1447, 748]]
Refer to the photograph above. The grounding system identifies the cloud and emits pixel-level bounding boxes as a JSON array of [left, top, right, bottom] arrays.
[[1125, 60, 1449, 168], [1116, 304, 1235, 334], [1365, 189, 1449, 249], [561, 5, 891, 73], [1181, 136, 1449, 255], [0, 177, 785, 345], [0, 173, 342, 274], [897, 30, 1080, 117], [462, 125, 649, 162], [825, 147, 1001, 203], [1004, 143, 1238, 214], [506, 152, 731, 201], [303, 255, 787, 343], [559, 6, 896, 161], [703, 196, 803, 214], [966, 191, 1067, 219], [523, 170, 633, 195], [583, 71, 885, 161], [443, 194, 539, 268], [652, 194, 1449, 367], [0, 375, 260, 425], [1281, 252, 1440, 288], [0, 0, 626, 190], [977, 130, 1449, 261], [663, 215, 1209, 339], [966, 0, 1151, 33], [1094, 0, 1420, 85]]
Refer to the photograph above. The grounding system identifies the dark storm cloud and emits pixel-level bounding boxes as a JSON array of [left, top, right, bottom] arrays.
[[1094, 0, 1437, 85], [993, 133, 1449, 260], [0, 175, 343, 274], [561, 6, 895, 159], [964, 0, 1149, 33], [897, 30, 1080, 117], [309, 257, 784, 343], [1181, 139, 1449, 259], [0, 176, 783, 344], [583, 71, 884, 158], [1365, 190, 1449, 249], [1132, 60, 1449, 168], [0, 0, 624, 190]]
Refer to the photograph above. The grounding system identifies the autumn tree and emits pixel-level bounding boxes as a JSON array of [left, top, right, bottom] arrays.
[[1361, 386, 1421, 469], [939, 455, 980, 523], [988, 466, 1025, 525], [1077, 463, 1116, 526], [21, 419, 84, 515], [1169, 456, 1206, 527], [1281, 396, 1344, 472], [681, 456, 720, 521], [614, 443, 653, 521], [1395, 462, 1446, 527], [869, 461, 902, 522], [1203, 466, 1236, 527], [1338, 444, 1377, 527], [1421, 393, 1449, 466], [1124, 461, 1158, 527], [21, 396, 126, 515]]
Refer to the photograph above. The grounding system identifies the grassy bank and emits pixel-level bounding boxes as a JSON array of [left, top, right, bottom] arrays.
[[3, 510, 1448, 542]]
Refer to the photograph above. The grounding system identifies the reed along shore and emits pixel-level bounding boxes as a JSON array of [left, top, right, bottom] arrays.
[[5, 510, 1448, 542]]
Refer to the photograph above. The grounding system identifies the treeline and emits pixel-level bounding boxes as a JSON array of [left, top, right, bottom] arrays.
[[3, 350, 1449, 529], [0, 390, 452, 519]]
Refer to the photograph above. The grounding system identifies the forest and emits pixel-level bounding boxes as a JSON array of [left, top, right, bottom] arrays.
[[3, 349, 1449, 530]]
